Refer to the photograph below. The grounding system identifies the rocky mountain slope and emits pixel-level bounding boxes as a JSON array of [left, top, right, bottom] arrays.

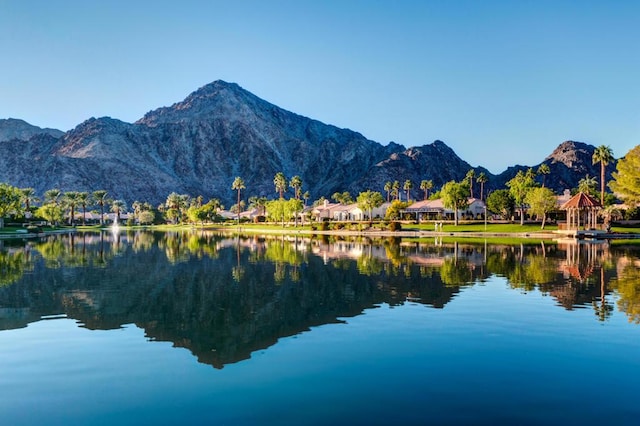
[[0, 81, 617, 206]]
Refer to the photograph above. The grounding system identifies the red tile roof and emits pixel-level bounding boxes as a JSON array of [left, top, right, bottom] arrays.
[[560, 192, 601, 210]]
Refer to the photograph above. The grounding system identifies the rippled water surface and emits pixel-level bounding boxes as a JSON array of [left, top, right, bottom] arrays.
[[1, 231, 639, 425]]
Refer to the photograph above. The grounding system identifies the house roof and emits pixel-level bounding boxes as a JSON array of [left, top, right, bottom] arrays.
[[560, 192, 601, 210]]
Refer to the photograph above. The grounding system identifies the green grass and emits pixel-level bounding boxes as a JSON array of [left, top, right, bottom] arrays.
[[407, 222, 557, 233]]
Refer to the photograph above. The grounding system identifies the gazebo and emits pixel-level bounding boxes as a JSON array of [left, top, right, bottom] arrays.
[[560, 192, 602, 231]]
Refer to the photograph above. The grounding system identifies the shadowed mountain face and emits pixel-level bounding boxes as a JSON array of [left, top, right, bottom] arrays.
[[0, 81, 616, 205]]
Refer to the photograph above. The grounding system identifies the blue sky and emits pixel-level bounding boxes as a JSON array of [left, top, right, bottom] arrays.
[[1, 0, 638, 173]]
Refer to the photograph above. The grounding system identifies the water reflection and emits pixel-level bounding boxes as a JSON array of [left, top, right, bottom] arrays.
[[1, 231, 639, 368]]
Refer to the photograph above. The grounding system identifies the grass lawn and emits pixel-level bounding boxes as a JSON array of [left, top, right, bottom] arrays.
[[407, 222, 557, 233]]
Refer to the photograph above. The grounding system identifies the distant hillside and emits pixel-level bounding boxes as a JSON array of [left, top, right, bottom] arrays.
[[0, 81, 617, 206]]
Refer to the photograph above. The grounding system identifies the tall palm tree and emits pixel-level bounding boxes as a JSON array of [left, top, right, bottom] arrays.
[[476, 173, 488, 201], [592, 145, 614, 205], [537, 163, 550, 188], [92, 190, 108, 225], [232, 177, 245, 222], [44, 188, 61, 205], [384, 181, 392, 202], [392, 180, 400, 201], [19, 187, 39, 216], [420, 180, 433, 201], [77, 192, 90, 225], [274, 172, 288, 199], [466, 169, 476, 198], [290, 175, 302, 200], [403, 180, 413, 202], [62, 191, 80, 225]]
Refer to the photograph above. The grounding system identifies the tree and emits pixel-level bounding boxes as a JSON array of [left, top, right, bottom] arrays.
[[403, 180, 413, 201], [44, 188, 61, 205], [609, 145, 640, 206], [476, 173, 488, 201], [0, 183, 22, 228], [392, 180, 400, 201], [77, 192, 90, 225], [36, 203, 63, 226], [62, 191, 81, 225], [506, 168, 537, 225], [287, 198, 304, 227], [19, 187, 38, 216], [578, 174, 598, 197], [466, 169, 476, 198], [111, 199, 127, 223], [384, 181, 392, 202], [592, 145, 614, 206], [420, 179, 433, 201], [138, 210, 155, 225], [274, 172, 288, 199], [537, 163, 550, 188], [290, 175, 302, 200], [524, 187, 557, 229], [232, 177, 245, 222], [486, 189, 515, 220], [332, 191, 353, 205], [266, 199, 287, 227], [248, 196, 268, 216], [92, 190, 108, 225], [440, 180, 469, 226], [357, 190, 384, 221]]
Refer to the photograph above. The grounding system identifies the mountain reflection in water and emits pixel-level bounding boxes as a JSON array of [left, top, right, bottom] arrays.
[[0, 231, 639, 368]]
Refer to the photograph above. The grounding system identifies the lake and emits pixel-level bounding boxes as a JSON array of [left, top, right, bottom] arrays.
[[1, 231, 639, 425]]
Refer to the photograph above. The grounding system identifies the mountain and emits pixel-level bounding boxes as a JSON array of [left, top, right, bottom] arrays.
[[0, 81, 617, 206], [0, 118, 63, 142]]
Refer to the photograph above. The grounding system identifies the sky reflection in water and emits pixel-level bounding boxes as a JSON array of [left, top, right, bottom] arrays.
[[0, 231, 639, 425]]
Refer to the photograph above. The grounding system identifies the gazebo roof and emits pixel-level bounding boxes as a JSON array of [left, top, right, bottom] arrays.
[[560, 192, 601, 210]]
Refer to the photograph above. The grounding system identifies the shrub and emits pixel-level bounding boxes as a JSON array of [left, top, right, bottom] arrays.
[[320, 221, 329, 231], [388, 221, 402, 232]]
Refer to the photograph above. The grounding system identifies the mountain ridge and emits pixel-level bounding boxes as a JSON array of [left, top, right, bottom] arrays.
[[0, 81, 616, 206]]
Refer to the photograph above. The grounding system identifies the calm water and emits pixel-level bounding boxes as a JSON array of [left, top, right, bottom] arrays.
[[1, 231, 639, 425]]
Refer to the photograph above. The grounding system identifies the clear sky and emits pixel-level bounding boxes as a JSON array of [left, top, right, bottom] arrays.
[[1, 0, 638, 173]]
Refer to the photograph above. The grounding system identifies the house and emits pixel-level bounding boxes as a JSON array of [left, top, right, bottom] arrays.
[[402, 198, 486, 221], [311, 200, 341, 221]]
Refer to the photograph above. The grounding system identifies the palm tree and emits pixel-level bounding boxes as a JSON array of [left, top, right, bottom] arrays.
[[44, 188, 61, 205], [302, 191, 310, 206], [290, 175, 302, 200], [77, 192, 90, 225], [578, 174, 597, 195], [466, 169, 476, 198], [392, 180, 400, 201], [19, 188, 39, 217], [232, 177, 245, 222], [274, 172, 288, 199], [62, 191, 80, 225], [403, 180, 413, 202], [384, 181, 392, 202], [111, 199, 127, 223], [592, 145, 614, 205], [92, 190, 108, 225], [476, 173, 488, 201], [420, 180, 433, 201], [537, 163, 550, 188]]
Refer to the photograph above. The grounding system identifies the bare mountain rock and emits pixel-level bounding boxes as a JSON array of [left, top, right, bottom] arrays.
[[0, 82, 617, 206]]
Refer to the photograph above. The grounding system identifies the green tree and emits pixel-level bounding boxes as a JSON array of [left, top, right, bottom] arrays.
[[111, 200, 127, 223], [274, 172, 288, 199], [486, 189, 515, 220], [357, 190, 384, 221], [92, 190, 108, 225], [592, 145, 614, 206], [476, 172, 488, 201], [287, 198, 304, 227], [266, 199, 287, 226], [248, 195, 268, 216], [0, 183, 23, 228], [44, 188, 61, 205], [138, 210, 155, 225], [290, 175, 302, 200], [537, 163, 550, 188], [524, 187, 557, 229], [19, 187, 39, 215], [232, 176, 245, 222], [385, 200, 409, 220], [403, 180, 413, 201], [609, 145, 640, 205], [384, 181, 392, 202], [578, 174, 598, 197], [36, 203, 63, 226], [62, 191, 81, 225], [506, 168, 537, 225], [332, 191, 353, 205], [77, 192, 90, 225], [392, 180, 400, 201], [466, 169, 476, 198], [440, 180, 469, 226], [420, 179, 433, 201]]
